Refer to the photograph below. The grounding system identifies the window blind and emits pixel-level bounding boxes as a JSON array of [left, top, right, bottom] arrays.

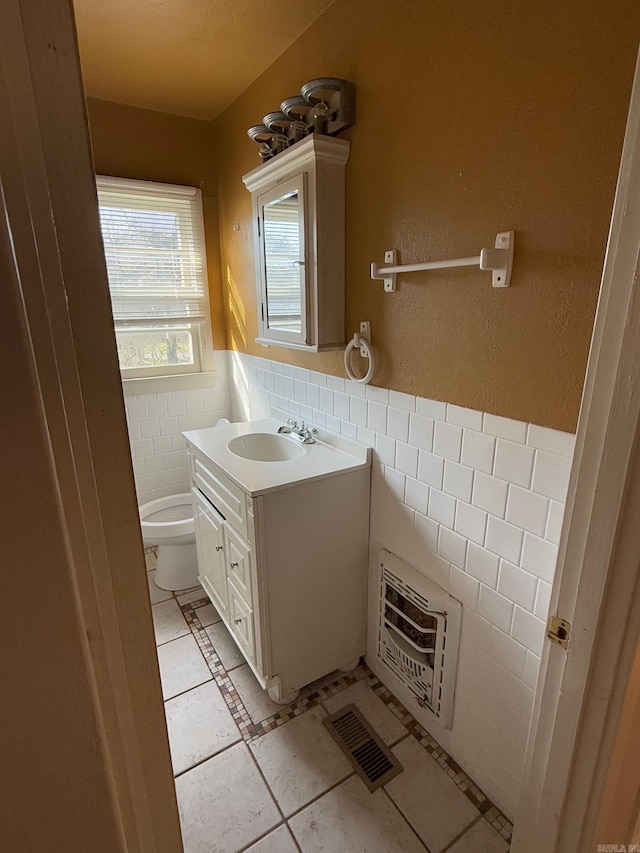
[[96, 178, 207, 327], [263, 194, 302, 326]]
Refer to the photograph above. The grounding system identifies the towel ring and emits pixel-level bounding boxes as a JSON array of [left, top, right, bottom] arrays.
[[344, 333, 376, 385]]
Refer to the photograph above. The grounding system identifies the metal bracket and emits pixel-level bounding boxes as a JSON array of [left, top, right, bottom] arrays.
[[370, 250, 398, 292], [479, 230, 514, 288], [547, 615, 571, 649], [359, 321, 371, 356]]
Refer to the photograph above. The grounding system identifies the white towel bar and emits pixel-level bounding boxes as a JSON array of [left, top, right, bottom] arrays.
[[370, 230, 514, 292]]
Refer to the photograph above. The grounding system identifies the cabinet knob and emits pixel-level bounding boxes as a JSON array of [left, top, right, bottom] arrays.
[[234, 617, 242, 624], [215, 545, 223, 552], [230, 561, 239, 568]]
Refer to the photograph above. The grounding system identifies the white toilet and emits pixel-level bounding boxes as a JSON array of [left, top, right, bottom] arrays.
[[139, 493, 198, 591]]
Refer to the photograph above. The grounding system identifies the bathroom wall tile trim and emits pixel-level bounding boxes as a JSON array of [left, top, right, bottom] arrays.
[[228, 349, 575, 821]]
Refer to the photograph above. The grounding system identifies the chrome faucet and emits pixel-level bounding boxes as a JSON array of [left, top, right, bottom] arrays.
[[277, 419, 318, 444]]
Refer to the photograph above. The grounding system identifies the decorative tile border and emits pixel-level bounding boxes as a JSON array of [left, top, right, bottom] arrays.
[[178, 597, 513, 844]]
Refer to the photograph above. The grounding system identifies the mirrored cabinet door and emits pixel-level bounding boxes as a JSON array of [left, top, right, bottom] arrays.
[[258, 176, 308, 345]]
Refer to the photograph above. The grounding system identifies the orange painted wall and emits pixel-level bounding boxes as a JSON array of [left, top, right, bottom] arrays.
[[214, 0, 640, 432], [86, 97, 227, 350]]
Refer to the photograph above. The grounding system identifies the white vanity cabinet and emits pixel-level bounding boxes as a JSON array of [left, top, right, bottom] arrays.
[[186, 422, 370, 704]]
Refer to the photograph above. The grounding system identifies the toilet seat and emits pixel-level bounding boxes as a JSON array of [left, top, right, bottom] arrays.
[[139, 493, 194, 543]]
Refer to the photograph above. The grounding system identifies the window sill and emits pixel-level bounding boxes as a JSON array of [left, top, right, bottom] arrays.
[[122, 371, 218, 398]]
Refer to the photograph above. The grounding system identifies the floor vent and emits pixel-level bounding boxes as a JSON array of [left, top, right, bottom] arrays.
[[323, 704, 403, 792]]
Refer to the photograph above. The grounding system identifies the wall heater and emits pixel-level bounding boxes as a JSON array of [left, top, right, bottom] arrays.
[[377, 549, 462, 728]]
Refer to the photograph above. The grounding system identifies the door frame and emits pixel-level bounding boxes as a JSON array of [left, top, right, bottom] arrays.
[[512, 46, 640, 852]]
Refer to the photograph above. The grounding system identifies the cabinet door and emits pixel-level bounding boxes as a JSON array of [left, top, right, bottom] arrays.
[[227, 580, 255, 663], [223, 522, 253, 605], [257, 174, 308, 347], [192, 488, 228, 619]]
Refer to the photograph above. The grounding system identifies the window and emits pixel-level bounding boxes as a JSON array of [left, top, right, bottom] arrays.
[[96, 176, 211, 377]]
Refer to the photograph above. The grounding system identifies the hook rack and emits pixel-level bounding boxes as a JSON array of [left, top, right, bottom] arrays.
[[371, 230, 514, 292]]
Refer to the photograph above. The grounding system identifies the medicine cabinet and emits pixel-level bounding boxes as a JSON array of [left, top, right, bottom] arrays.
[[243, 134, 350, 351]]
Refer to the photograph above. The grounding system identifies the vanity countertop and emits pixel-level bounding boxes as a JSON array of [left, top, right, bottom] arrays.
[[182, 417, 371, 497]]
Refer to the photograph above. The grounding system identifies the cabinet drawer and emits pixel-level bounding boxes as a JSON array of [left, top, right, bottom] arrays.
[[191, 452, 248, 538], [227, 580, 255, 663], [223, 523, 253, 606]]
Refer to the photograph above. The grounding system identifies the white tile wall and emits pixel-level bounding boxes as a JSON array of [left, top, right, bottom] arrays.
[[227, 351, 575, 821], [124, 353, 232, 506]]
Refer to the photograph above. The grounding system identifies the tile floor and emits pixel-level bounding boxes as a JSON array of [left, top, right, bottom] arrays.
[[146, 553, 512, 853]]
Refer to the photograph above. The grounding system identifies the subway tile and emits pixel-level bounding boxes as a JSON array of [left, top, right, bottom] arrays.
[[532, 450, 572, 502], [310, 370, 326, 386], [282, 376, 295, 399], [428, 489, 456, 529], [356, 425, 375, 446], [152, 435, 173, 455], [349, 396, 367, 427], [438, 527, 467, 569], [167, 397, 187, 418], [414, 512, 440, 554], [504, 672, 535, 721], [521, 533, 558, 582], [346, 379, 365, 397], [365, 384, 389, 404], [326, 415, 341, 434], [178, 414, 198, 432], [269, 360, 283, 375], [461, 430, 496, 474], [195, 412, 215, 429], [175, 388, 195, 399], [144, 454, 165, 474], [340, 420, 357, 440], [523, 651, 541, 690], [546, 500, 565, 545], [454, 502, 487, 546], [416, 397, 447, 420], [295, 366, 311, 382], [387, 407, 409, 442], [395, 442, 418, 478], [408, 413, 434, 451], [495, 732, 526, 781], [262, 372, 274, 393], [511, 607, 546, 655], [497, 560, 537, 611], [405, 477, 429, 514], [374, 433, 396, 467], [326, 375, 345, 393], [136, 472, 158, 492], [294, 380, 307, 404], [466, 543, 499, 587], [506, 485, 549, 537], [482, 413, 528, 443], [417, 450, 444, 489], [494, 439, 535, 488], [126, 421, 141, 441], [527, 424, 575, 458], [272, 374, 284, 396], [486, 514, 523, 568], [367, 401, 388, 434], [472, 472, 508, 518], [478, 586, 514, 634], [255, 369, 265, 389], [299, 405, 313, 423], [305, 383, 319, 409], [446, 404, 483, 431], [333, 392, 350, 421], [449, 565, 480, 609], [140, 419, 161, 439], [489, 626, 527, 678], [132, 438, 155, 458], [384, 467, 406, 501], [163, 451, 182, 470], [388, 390, 416, 412], [185, 396, 204, 415], [171, 432, 187, 451], [283, 364, 297, 378], [147, 399, 168, 420], [127, 401, 149, 421], [318, 387, 334, 415], [534, 579, 553, 620], [433, 421, 463, 461], [443, 460, 474, 502], [312, 410, 326, 427]]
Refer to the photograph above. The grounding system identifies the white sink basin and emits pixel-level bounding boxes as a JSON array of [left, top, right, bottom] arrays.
[[227, 432, 305, 462]]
